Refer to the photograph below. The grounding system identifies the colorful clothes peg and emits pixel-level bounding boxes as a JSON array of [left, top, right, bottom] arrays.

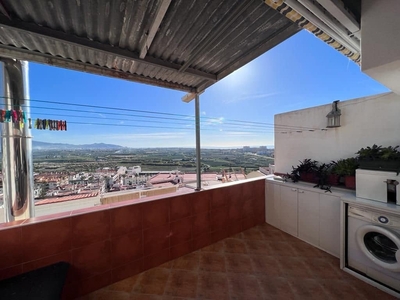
[[5, 110, 11, 122], [12, 110, 18, 123], [0, 109, 4, 122]]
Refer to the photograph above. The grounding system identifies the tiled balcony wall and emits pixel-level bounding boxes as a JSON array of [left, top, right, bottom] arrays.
[[0, 178, 265, 299]]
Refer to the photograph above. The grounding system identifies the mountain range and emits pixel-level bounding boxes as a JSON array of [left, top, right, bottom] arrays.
[[32, 141, 124, 150]]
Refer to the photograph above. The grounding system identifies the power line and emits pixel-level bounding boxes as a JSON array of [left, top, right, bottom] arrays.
[[0, 96, 320, 131]]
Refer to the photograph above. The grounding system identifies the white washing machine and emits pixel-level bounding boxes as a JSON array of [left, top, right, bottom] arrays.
[[346, 205, 400, 296]]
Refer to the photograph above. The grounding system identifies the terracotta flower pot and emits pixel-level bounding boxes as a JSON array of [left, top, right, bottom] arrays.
[[345, 175, 356, 189], [327, 174, 339, 186]]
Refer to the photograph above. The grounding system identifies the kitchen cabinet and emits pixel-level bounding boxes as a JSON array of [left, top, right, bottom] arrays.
[[279, 186, 299, 237], [265, 181, 280, 228], [319, 193, 341, 257], [298, 189, 320, 246], [265, 179, 344, 257]]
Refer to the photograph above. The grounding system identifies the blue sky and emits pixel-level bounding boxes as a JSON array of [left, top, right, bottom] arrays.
[[29, 30, 389, 148]]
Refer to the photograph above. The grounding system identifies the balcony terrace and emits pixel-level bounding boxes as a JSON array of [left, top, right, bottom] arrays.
[[0, 178, 395, 299]]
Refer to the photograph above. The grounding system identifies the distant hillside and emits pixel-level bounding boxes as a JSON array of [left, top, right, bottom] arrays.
[[32, 141, 124, 150]]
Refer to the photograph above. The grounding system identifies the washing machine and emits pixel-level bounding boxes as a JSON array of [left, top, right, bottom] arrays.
[[346, 204, 400, 296]]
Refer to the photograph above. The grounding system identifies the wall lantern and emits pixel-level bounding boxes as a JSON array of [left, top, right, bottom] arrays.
[[326, 100, 341, 128]]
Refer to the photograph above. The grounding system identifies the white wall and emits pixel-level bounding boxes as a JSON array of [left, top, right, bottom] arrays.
[[274, 92, 400, 173], [361, 0, 400, 94]]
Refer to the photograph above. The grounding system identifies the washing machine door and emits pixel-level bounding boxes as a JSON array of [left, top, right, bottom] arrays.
[[356, 225, 400, 272]]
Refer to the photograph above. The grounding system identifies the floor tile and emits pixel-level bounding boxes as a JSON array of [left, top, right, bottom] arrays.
[[80, 223, 398, 300], [227, 274, 263, 300], [240, 227, 264, 240], [276, 257, 313, 279], [133, 268, 170, 295], [171, 252, 199, 271], [164, 270, 198, 298], [224, 238, 247, 254], [197, 271, 229, 300], [108, 275, 139, 293], [257, 275, 296, 300], [250, 255, 284, 276], [225, 253, 254, 274], [199, 252, 226, 272], [200, 240, 225, 253], [287, 278, 329, 300]]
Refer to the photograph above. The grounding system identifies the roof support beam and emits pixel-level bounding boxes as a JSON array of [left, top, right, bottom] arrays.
[[0, 44, 196, 92], [0, 15, 216, 83], [139, 0, 171, 59]]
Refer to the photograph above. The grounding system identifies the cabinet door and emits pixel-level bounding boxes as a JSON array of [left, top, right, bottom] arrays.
[[298, 189, 320, 246], [279, 186, 298, 237], [319, 194, 341, 257], [265, 181, 280, 228]]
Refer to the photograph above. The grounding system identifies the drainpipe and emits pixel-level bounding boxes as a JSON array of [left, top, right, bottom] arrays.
[[0, 59, 34, 222], [195, 94, 202, 191]]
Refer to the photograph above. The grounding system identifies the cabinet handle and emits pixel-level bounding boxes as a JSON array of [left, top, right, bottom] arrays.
[[298, 190, 304, 193], [291, 188, 297, 192]]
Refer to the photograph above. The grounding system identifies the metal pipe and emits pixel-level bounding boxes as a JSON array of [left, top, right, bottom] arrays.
[[195, 94, 201, 191], [283, 0, 360, 53], [0, 59, 34, 222]]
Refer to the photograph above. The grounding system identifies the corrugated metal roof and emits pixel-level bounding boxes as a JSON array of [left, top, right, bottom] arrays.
[[0, 0, 300, 92]]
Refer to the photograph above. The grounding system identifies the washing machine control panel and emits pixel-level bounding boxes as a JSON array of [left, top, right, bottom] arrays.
[[372, 214, 400, 227]]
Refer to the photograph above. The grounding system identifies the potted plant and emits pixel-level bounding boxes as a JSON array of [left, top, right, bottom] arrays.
[[356, 144, 400, 174], [333, 158, 358, 189], [327, 161, 339, 186], [292, 159, 318, 183]]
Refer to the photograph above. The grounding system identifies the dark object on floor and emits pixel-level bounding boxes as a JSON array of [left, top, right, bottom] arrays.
[[0, 262, 69, 300]]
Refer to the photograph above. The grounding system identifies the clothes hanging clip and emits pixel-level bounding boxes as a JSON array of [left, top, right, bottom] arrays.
[[28, 118, 32, 129], [5, 110, 11, 122]]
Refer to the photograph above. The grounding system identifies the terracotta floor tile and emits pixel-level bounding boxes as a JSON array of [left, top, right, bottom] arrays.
[[304, 257, 343, 279], [250, 255, 283, 276], [276, 257, 314, 279], [240, 227, 264, 240], [164, 270, 198, 298], [244, 239, 272, 255], [225, 253, 254, 274], [199, 252, 226, 272], [197, 271, 229, 300], [224, 238, 248, 254], [347, 277, 398, 300], [290, 240, 325, 258], [171, 252, 200, 271], [287, 278, 329, 299], [200, 240, 225, 253], [320, 279, 366, 300], [133, 268, 170, 295], [79, 223, 397, 300], [228, 274, 263, 300], [108, 275, 140, 293], [266, 241, 296, 256], [257, 275, 296, 300]]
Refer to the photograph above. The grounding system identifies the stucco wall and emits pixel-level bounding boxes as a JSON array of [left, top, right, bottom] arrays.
[[274, 92, 400, 173], [361, 0, 400, 94]]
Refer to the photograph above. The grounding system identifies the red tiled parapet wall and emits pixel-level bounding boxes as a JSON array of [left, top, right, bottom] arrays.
[[0, 178, 265, 299]]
